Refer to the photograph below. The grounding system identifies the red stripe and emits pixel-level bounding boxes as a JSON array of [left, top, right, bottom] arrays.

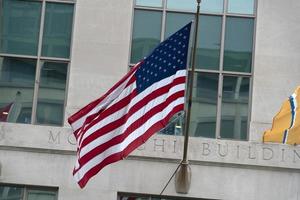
[[77, 91, 184, 167], [79, 77, 186, 149], [68, 63, 141, 125], [76, 104, 184, 188]]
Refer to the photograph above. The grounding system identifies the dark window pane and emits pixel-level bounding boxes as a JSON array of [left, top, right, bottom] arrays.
[[165, 13, 222, 70], [196, 15, 222, 70], [0, 57, 36, 124], [0, 186, 23, 200], [36, 62, 67, 126], [0, 0, 41, 55], [159, 113, 183, 136], [167, 0, 223, 13], [223, 17, 254, 73], [27, 189, 57, 200], [220, 76, 249, 140], [228, 0, 255, 15], [130, 10, 162, 63], [136, 0, 162, 7], [42, 3, 74, 58], [191, 73, 218, 137]]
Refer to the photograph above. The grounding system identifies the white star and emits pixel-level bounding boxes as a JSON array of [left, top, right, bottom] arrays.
[[155, 73, 157, 76], [163, 69, 167, 72], [177, 59, 181, 63], [173, 56, 176, 60], [168, 63, 172, 66], [178, 51, 181, 54], [163, 60, 166, 63]]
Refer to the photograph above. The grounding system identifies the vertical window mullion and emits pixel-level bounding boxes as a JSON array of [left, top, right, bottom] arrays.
[[31, 0, 46, 124], [160, 0, 167, 41], [216, 73, 223, 138], [215, 0, 227, 138], [23, 186, 27, 200]]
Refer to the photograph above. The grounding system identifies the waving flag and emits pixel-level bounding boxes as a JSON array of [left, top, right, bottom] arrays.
[[68, 22, 192, 188], [263, 86, 300, 145]]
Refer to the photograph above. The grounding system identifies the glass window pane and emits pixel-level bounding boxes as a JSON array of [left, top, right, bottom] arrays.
[[27, 189, 57, 200], [165, 13, 222, 70], [0, 186, 23, 200], [228, 0, 254, 15], [196, 15, 222, 70], [167, 0, 223, 13], [223, 17, 254, 73], [136, 0, 162, 7], [130, 10, 162, 63], [220, 76, 249, 140], [0, 57, 36, 124], [191, 73, 218, 137], [36, 62, 67, 126], [0, 0, 42, 55], [165, 13, 193, 39], [42, 3, 74, 58]]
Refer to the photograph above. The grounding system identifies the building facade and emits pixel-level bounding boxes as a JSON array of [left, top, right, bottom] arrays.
[[0, 0, 300, 199]]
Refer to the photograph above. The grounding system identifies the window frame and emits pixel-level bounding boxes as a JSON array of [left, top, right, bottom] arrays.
[[0, 0, 75, 126], [129, 0, 257, 140]]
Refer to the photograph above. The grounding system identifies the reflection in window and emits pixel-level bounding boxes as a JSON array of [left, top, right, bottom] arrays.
[[223, 17, 254, 73], [36, 62, 67, 126], [228, 0, 255, 15], [130, 10, 162, 64], [0, 185, 57, 200], [27, 189, 57, 200], [0, 185, 23, 200], [167, 0, 223, 13], [196, 15, 222, 70], [191, 73, 218, 137], [0, 57, 36, 124], [221, 76, 249, 140], [0, 0, 41, 55], [42, 3, 74, 58]]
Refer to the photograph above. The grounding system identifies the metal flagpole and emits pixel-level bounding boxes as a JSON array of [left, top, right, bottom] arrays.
[[175, 0, 201, 194]]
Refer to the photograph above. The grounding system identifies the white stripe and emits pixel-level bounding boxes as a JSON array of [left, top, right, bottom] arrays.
[[78, 70, 186, 147], [71, 70, 136, 131], [74, 97, 184, 182], [78, 83, 185, 158]]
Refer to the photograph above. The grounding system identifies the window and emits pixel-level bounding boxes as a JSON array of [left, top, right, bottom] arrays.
[[118, 193, 213, 200], [0, 0, 74, 126], [131, 0, 255, 140], [0, 184, 58, 200]]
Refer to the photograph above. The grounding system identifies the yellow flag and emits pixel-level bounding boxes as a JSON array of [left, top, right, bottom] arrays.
[[263, 87, 300, 145]]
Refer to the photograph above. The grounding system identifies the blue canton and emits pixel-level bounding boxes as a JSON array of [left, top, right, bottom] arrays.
[[135, 22, 192, 93]]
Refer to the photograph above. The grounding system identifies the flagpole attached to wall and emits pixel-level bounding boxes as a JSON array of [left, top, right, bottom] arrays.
[[175, 0, 201, 194]]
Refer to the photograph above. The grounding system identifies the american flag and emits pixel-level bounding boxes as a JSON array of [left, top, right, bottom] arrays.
[[68, 22, 192, 188]]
